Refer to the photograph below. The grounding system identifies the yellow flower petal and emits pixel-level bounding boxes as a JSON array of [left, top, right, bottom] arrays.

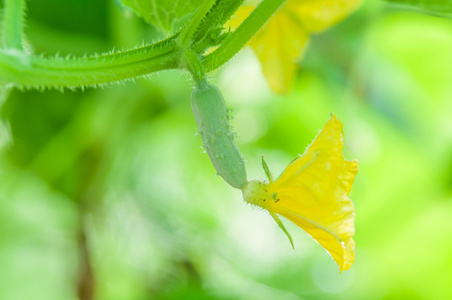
[[249, 10, 310, 93], [242, 115, 358, 272], [272, 114, 345, 191], [226, 1, 361, 93]]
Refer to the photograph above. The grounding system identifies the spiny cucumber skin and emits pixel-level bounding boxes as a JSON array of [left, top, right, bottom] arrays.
[[191, 82, 247, 189]]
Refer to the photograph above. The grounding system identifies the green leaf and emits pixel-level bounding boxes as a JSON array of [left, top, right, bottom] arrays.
[[121, 0, 205, 33], [385, 0, 452, 18]]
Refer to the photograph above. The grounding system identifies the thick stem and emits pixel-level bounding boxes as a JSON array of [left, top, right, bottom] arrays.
[[178, 0, 217, 47], [192, 0, 246, 51], [184, 49, 206, 85], [0, 36, 180, 89], [202, 0, 288, 71], [0, 0, 285, 89], [1, 0, 26, 50]]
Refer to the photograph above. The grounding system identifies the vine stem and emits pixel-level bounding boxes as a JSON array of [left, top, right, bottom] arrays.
[[202, 0, 288, 71], [0, 0, 286, 89], [0, 37, 179, 89], [191, 0, 245, 52], [2, 0, 26, 50], [184, 49, 206, 86], [178, 0, 217, 47]]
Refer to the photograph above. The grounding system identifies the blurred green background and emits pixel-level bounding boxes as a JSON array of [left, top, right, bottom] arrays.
[[1, 0, 452, 299]]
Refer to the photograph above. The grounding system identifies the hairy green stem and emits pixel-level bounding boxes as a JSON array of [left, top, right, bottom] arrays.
[[2, 0, 26, 50], [203, 0, 288, 71], [179, 0, 217, 47], [184, 49, 206, 85], [0, 0, 286, 89], [192, 0, 246, 52], [0, 37, 179, 89]]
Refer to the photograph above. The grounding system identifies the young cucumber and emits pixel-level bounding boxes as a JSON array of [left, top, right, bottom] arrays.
[[191, 81, 247, 189]]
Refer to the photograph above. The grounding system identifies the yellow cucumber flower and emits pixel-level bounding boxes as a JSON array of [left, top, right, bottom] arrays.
[[242, 114, 358, 272], [227, 0, 361, 93]]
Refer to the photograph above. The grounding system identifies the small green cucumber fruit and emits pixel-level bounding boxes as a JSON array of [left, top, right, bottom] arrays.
[[191, 81, 247, 189]]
